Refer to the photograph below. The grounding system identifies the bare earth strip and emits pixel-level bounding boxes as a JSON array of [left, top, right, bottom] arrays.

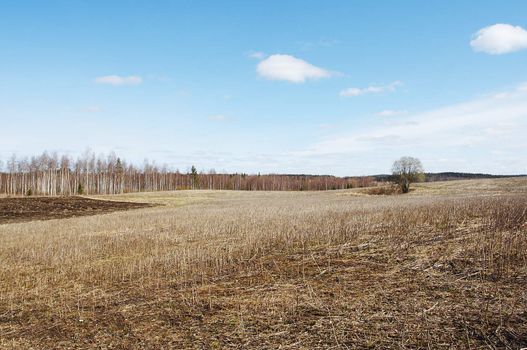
[[0, 197, 154, 224], [0, 178, 526, 349]]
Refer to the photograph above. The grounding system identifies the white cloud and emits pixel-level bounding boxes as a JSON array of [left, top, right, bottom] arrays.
[[94, 75, 143, 86], [470, 24, 527, 54], [309, 82, 527, 155], [256, 54, 331, 83], [339, 88, 363, 97], [281, 82, 527, 174], [376, 109, 407, 117], [208, 114, 226, 122], [340, 81, 402, 97]]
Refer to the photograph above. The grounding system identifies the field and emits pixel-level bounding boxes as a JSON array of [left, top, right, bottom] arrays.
[[0, 197, 152, 224], [0, 178, 526, 349]]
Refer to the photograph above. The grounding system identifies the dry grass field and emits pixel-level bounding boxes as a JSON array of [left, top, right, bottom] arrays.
[[1, 178, 526, 349]]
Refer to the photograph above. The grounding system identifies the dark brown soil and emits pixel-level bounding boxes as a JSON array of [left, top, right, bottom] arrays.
[[0, 196, 153, 224]]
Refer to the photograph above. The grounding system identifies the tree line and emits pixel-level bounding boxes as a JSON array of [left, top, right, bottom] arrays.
[[0, 151, 374, 196]]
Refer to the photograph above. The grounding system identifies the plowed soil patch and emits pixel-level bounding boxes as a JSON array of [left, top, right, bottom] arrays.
[[0, 196, 152, 224]]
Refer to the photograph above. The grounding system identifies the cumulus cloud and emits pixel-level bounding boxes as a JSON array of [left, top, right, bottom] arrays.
[[256, 54, 331, 83], [94, 75, 143, 86], [470, 24, 527, 54], [340, 81, 402, 97]]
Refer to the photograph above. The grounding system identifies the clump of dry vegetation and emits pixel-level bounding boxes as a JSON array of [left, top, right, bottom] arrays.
[[0, 178, 526, 349], [361, 184, 401, 195]]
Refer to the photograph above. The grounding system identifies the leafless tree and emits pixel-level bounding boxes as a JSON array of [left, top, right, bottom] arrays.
[[392, 156, 425, 193]]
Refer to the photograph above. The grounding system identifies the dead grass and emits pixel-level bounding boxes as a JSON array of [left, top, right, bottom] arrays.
[[361, 184, 401, 195], [0, 177, 526, 349]]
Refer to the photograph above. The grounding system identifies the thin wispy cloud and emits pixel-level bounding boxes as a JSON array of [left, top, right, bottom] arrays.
[[247, 51, 266, 59], [166, 83, 527, 175], [147, 74, 172, 82], [83, 106, 102, 113], [297, 38, 340, 51], [208, 114, 227, 122], [255, 82, 527, 174], [318, 123, 335, 130], [310, 82, 527, 156], [471, 24, 527, 54], [376, 109, 408, 117], [340, 81, 402, 97], [94, 75, 143, 86], [257, 54, 332, 83]]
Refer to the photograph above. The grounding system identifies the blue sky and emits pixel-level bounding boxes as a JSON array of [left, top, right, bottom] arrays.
[[1, 1, 526, 175]]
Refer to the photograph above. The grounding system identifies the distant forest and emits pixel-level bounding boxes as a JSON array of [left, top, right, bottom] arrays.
[[0, 152, 523, 196], [0, 152, 373, 196]]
